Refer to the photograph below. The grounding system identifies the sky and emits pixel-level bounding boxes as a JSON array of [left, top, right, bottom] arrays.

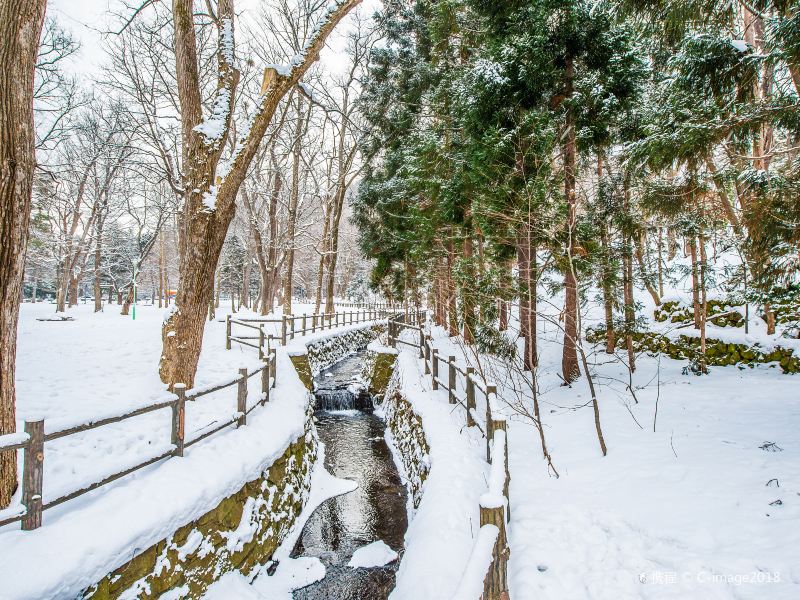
[[46, 0, 382, 80]]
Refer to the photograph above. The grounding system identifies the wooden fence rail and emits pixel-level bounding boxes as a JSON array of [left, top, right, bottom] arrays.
[[389, 313, 510, 600], [0, 350, 278, 531], [227, 307, 391, 353]]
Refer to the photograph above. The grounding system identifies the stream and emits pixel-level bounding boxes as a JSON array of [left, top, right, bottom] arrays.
[[291, 351, 408, 600]]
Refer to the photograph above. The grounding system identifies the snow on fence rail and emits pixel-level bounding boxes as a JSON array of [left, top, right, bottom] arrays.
[[0, 350, 279, 532], [390, 314, 511, 600], [226, 304, 396, 351]]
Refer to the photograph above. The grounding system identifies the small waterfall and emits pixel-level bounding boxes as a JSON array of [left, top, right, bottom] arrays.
[[314, 388, 374, 412]]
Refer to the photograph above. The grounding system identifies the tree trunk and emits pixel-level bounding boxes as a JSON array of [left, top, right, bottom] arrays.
[[68, 271, 79, 307], [657, 227, 664, 299], [689, 236, 701, 329], [446, 237, 458, 337], [94, 218, 105, 312], [324, 187, 346, 316], [241, 236, 252, 310], [314, 199, 331, 314], [634, 230, 661, 306], [55, 261, 67, 312], [601, 223, 615, 354], [516, 220, 536, 370], [282, 96, 305, 316], [160, 0, 361, 389], [622, 181, 636, 372], [698, 234, 709, 373], [462, 232, 475, 344], [561, 55, 580, 383], [158, 230, 165, 309], [623, 249, 636, 372], [0, 0, 46, 509], [120, 286, 134, 316]]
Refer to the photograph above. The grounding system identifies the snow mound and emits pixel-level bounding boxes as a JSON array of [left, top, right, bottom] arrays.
[[347, 540, 398, 569]]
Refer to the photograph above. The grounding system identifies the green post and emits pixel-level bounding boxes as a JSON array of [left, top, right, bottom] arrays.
[[132, 266, 137, 320]]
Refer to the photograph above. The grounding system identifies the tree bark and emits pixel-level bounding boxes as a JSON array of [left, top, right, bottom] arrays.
[[689, 236, 701, 329], [561, 55, 580, 383], [516, 220, 536, 370], [282, 95, 305, 316], [634, 230, 661, 306], [446, 237, 459, 337], [0, 0, 47, 509], [94, 215, 105, 312], [462, 231, 475, 344]]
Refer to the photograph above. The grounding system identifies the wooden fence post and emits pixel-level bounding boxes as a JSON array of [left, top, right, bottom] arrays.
[[270, 348, 277, 382], [281, 315, 287, 345], [171, 385, 186, 458], [237, 367, 248, 427], [448, 356, 456, 404], [225, 314, 231, 350], [485, 384, 497, 461], [261, 362, 270, 406], [258, 325, 265, 360], [302, 314, 307, 335], [492, 418, 510, 521], [431, 348, 439, 390], [466, 366, 476, 427], [424, 338, 431, 375], [290, 316, 295, 340], [21, 419, 44, 530], [480, 500, 509, 600], [418, 329, 424, 359], [312, 314, 317, 333]]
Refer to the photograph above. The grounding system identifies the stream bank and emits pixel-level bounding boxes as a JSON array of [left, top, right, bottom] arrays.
[[291, 351, 408, 600]]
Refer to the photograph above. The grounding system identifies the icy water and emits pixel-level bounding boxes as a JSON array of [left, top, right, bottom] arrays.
[[292, 352, 408, 600]]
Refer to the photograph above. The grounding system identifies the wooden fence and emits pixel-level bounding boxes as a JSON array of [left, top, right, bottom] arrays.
[[390, 314, 510, 600], [227, 306, 391, 352], [0, 350, 278, 531]]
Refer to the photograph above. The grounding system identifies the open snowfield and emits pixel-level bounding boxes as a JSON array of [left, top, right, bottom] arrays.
[[11, 301, 310, 505], [0, 300, 362, 598], [421, 292, 800, 600]]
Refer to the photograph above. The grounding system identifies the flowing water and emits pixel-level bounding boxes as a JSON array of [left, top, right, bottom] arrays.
[[292, 351, 408, 600]]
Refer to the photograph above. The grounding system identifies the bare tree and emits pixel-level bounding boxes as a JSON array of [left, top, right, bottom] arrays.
[[159, 0, 362, 388], [0, 0, 48, 509]]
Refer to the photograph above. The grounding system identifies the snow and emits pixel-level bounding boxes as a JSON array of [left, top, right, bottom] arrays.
[[731, 39, 749, 52], [0, 432, 29, 448], [388, 351, 488, 600], [347, 540, 398, 568], [416, 275, 800, 599], [265, 63, 292, 77], [201, 185, 218, 211], [194, 87, 232, 144], [201, 439, 357, 599], [368, 340, 397, 355], [219, 18, 235, 64], [449, 524, 499, 600], [1, 301, 369, 599]]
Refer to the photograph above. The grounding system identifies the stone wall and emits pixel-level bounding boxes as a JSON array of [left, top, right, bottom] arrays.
[[361, 343, 398, 401], [382, 371, 430, 509], [84, 403, 318, 599], [289, 324, 385, 390], [587, 326, 800, 373]]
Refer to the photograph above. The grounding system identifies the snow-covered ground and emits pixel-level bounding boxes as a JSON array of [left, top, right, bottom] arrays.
[[5, 282, 800, 599], [0, 300, 369, 598], [418, 288, 800, 600]]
